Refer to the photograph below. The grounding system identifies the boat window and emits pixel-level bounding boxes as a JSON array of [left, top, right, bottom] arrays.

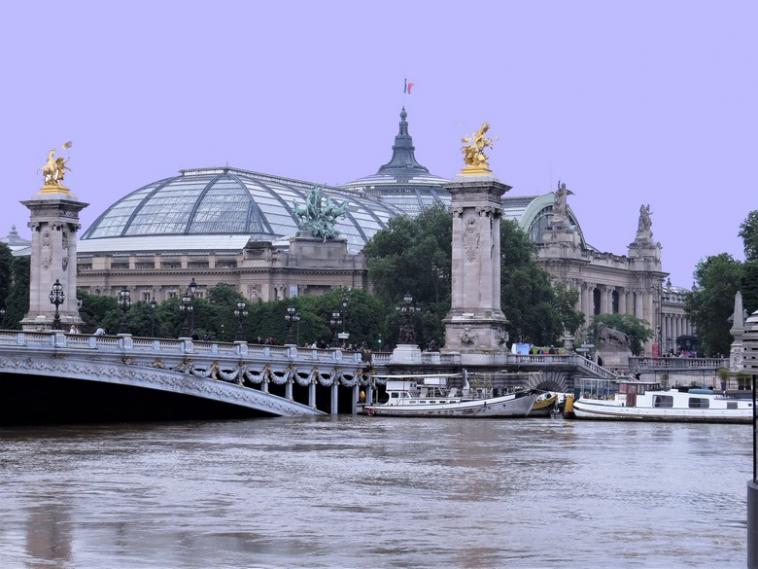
[[727, 402, 738, 410], [654, 395, 673, 408], [391, 393, 398, 398], [688, 397, 709, 409]]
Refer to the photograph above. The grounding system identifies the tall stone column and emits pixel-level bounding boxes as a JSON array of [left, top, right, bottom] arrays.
[[20, 163, 88, 331], [618, 288, 627, 315], [599, 285, 609, 314], [444, 178, 510, 352]]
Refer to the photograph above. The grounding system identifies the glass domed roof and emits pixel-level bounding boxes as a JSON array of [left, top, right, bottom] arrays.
[[341, 108, 450, 216], [82, 167, 402, 252]]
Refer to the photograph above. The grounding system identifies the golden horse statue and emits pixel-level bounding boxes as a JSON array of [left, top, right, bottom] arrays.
[[40, 141, 72, 189], [460, 122, 494, 175]]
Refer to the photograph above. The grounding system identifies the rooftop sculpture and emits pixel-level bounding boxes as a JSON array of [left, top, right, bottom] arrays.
[[460, 122, 494, 176], [294, 186, 349, 241], [40, 141, 73, 191]]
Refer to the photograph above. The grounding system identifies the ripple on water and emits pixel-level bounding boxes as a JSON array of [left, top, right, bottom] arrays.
[[0, 417, 750, 568]]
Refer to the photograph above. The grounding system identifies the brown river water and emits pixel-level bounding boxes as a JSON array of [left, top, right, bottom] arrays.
[[0, 417, 749, 568]]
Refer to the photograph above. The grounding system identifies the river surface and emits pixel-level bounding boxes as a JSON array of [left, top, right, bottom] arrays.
[[0, 417, 749, 568]]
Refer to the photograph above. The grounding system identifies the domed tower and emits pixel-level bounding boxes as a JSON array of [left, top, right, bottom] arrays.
[[341, 108, 448, 216]]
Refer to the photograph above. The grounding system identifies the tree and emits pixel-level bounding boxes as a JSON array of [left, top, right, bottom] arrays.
[[739, 210, 758, 262], [3, 256, 30, 329], [742, 261, 758, 316], [364, 207, 584, 347], [685, 253, 743, 356], [0, 244, 13, 313], [364, 205, 452, 347], [500, 219, 584, 345], [591, 313, 653, 356]]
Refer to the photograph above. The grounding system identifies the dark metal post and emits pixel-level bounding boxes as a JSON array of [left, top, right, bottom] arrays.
[[118, 287, 131, 333], [234, 301, 248, 341], [284, 305, 300, 345], [750, 372, 758, 569], [48, 279, 64, 331], [149, 299, 158, 337]]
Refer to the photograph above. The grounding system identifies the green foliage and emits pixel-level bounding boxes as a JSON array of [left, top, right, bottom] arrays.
[[78, 291, 120, 333], [741, 261, 758, 315], [591, 313, 653, 356], [0, 244, 13, 312], [364, 205, 452, 347], [685, 253, 743, 356], [3, 256, 30, 329], [500, 220, 584, 344], [364, 207, 584, 347], [739, 210, 758, 262]]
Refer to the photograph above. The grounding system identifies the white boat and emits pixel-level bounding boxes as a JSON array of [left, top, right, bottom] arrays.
[[572, 379, 754, 424], [363, 374, 539, 418]]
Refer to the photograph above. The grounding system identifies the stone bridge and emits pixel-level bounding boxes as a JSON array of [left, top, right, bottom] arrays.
[[628, 356, 729, 388], [0, 331, 375, 422]]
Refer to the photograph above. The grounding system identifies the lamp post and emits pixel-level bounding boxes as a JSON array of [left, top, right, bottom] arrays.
[[48, 279, 64, 331], [118, 287, 131, 333], [330, 311, 343, 347], [284, 305, 301, 345], [0, 307, 5, 328], [397, 291, 420, 345], [234, 301, 248, 341], [650, 279, 664, 357], [179, 278, 197, 337], [149, 299, 158, 337]]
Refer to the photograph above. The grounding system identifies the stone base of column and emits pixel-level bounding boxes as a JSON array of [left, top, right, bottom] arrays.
[[443, 314, 508, 353], [21, 311, 83, 332], [389, 344, 423, 365]]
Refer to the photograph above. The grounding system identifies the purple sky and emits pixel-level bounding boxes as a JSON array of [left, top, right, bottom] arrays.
[[2, 1, 756, 286]]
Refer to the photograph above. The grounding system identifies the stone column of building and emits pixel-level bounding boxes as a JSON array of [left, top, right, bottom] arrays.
[[618, 288, 627, 315], [21, 175, 88, 331], [598, 285, 609, 314], [444, 175, 510, 353]]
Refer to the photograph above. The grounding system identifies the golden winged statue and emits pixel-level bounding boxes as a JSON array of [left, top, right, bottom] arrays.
[[460, 122, 493, 175]]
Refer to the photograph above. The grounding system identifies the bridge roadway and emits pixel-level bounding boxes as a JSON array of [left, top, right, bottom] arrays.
[[0, 331, 374, 420], [0, 331, 616, 421]]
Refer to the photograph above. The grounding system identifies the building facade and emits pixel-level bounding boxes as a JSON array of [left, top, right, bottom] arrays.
[[11, 108, 692, 353]]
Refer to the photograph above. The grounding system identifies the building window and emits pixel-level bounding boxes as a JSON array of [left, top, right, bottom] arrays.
[[167, 291, 177, 300], [141, 292, 152, 302]]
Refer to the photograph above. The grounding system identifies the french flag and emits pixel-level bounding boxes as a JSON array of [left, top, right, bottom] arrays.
[[404, 78, 414, 94]]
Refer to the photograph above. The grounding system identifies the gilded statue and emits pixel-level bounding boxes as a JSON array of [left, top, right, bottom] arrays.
[[460, 122, 494, 175], [41, 141, 72, 190], [294, 186, 349, 241]]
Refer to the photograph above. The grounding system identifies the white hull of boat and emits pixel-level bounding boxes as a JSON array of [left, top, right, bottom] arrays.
[[363, 392, 539, 418], [572, 398, 752, 424]]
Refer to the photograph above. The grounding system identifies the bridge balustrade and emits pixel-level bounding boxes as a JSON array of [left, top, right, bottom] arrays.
[[629, 357, 728, 371]]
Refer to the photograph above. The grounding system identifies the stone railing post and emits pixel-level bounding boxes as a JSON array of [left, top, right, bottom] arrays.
[[53, 331, 67, 348], [179, 337, 194, 354], [118, 333, 133, 351], [15, 333, 25, 346], [235, 341, 249, 357]]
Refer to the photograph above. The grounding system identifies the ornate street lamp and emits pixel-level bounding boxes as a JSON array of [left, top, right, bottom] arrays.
[[48, 279, 64, 331], [0, 307, 6, 327], [397, 291, 420, 345], [329, 310, 343, 347], [179, 278, 197, 337], [149, 299, 158, 337], [118, 287, 131, 333], [234, 301, 248, 341], [284, 305, 301, 344]]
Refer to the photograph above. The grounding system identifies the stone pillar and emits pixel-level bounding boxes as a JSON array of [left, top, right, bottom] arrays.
[[285, 379, 293, 400], [21, 185, 88, 331], [634, 292, 644, 320], [330, 381, 339, 416], [351, 384, 359, 415], [366, 385, 374, 406], [618, 288, 627, 315], [443, 176, 510, 352], [308, 381, 317, 409], [599, 286, 609, 314]]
